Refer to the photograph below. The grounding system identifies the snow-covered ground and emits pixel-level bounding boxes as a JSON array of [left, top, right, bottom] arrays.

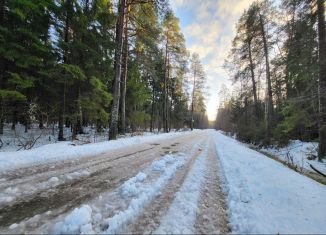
[[0, 123, 188, 152], [0, 130, 196, 172], [261, 140, 326, 174], [0, 124, 110, 152], [214, 131, 326, 234]]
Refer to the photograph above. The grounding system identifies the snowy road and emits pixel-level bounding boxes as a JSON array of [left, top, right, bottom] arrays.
[[1, 130, 325, 234], [0, 130, 229, 234]]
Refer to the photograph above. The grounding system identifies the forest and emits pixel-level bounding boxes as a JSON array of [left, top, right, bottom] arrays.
[[0, 1, 326, 233], [216, 0, 326, 160], [0, 0, 209, 144]]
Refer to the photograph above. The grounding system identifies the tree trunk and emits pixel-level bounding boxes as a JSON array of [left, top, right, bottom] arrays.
[[259, 13, 273, 141], [0, 117, 3, 134], [39, 119, 44, 129], [150, 80, 155, 132], [76, 88, 83, 134], [163, 38, 169, 133], [120, 6, 129, 135], [0, 0, 4, 31], [158, 108, 161, 133], [317, 0, 326, 160], [0, 94, 3, 134], [58, 0, 72, 141], [72, 90, 82, 140], [58, 81, 66, 141], [109, 0, 126, 140], [0, 0, 5, 89], [191, 69, 196, 131], [248, 40, 259, 117], [11, 104, 17, 131], [244, 97, 248, 125], [72, 118, 77, 140], [0, 0, 5, 135], [167, 56, 171, 132], [285, 4, 296, 99], [24, 107, 29, 133], [169, 98, 172, 131]]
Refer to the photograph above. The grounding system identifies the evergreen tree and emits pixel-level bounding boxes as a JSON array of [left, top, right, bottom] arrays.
[[190, 53, 207, 130], [0, 0, 55, 133]]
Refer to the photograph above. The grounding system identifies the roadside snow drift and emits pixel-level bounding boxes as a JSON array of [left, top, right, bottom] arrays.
[[214, 131, 326, 234], [262, 140, 326, 173]]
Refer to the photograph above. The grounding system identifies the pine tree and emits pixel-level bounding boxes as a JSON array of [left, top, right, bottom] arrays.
[[109, 0, 127, 140], [190, 53, 206, 130], [0, 0, 55, 133], [317, 0, 326, 160]]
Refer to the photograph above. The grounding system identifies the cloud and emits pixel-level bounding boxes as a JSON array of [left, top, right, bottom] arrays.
[[170, 0, 186, 12], [171, 0, 255, 120]]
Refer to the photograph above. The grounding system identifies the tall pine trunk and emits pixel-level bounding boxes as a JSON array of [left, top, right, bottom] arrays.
[[167, 55, 171, 132], [76, 91, 83, 135], [317, 0, 326, 160], [109, 0, 126, 140], [169, 98, 172, 131], [150, 80, 155, 132], [248, 40, 259, 117], [285, 4, 296, 99], [120, 7, 129, 135], [0, 0, 5, 135], [58, 81, 66, 141], [59, 0, 72, 141], [259, 13, 273, 141], [191, 69, 196, 131], [163, 39, 169, 133]]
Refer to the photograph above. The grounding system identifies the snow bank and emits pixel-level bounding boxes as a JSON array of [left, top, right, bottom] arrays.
[[155, 143, 208, 234], [214, 131, 326, 234], [151, 154, 175, 172], [52, 205, 94, 234], [0, 131, 196, 172], [120, 172, 147, 198], [104, 155, 186, 234], [262, 140, 326, 173]]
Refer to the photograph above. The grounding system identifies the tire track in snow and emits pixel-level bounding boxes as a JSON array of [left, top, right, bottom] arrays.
[[128, 139, 207, 234], [154, 139, 210, 234], [0, 147, 154, 207], [101, 156, 187, 234], [0, 146, 154, 187], [194, 137, 230, 234], [0, 147, 157, 228]]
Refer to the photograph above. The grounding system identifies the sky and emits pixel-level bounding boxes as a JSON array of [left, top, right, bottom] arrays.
[[170, 0, 256, 121]]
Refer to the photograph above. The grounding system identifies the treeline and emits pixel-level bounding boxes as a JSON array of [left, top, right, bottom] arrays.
[[0, 0, 208, 141], [215, 0, 326, 160]]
